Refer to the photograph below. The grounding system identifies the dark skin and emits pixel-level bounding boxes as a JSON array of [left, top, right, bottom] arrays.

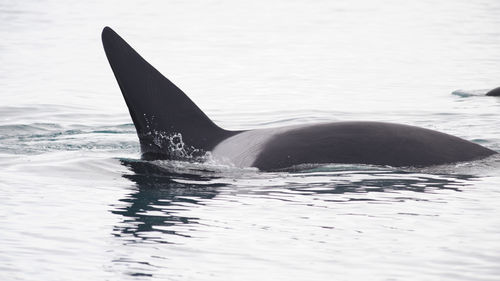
[[253, 122, 496, 170]]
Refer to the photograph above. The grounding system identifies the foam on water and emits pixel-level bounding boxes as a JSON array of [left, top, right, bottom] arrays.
[[451, 89, 490, 97]]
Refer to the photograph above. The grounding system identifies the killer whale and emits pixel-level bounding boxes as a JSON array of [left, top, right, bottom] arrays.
[[102, 27, 497, 171], [486, 87, 500, 96]]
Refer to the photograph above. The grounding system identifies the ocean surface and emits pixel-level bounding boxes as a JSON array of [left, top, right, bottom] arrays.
[[1, 0, 500, 280]]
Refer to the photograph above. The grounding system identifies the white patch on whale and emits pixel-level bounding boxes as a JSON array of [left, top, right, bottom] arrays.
[[211, 125, 305, 167]]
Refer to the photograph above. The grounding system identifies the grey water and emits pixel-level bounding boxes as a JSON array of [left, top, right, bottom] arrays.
[[1, 0, 500, 280]]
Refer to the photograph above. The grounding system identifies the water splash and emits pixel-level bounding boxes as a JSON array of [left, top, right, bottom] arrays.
[[451, 89, 489, 97], [146, 130, 210, 162]]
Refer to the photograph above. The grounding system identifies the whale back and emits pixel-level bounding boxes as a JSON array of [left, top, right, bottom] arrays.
[[251, 122, 497, 170], [102, 27, 240, 159], [486, 87, 500, 96]]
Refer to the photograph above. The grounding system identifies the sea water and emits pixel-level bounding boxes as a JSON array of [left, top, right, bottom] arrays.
[[1, 0, 500, 280]]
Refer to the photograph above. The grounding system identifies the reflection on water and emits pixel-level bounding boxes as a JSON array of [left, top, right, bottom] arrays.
[[113, 160, 475, 245], [107, 160, 495, 280], [113, 160, 226, 243]]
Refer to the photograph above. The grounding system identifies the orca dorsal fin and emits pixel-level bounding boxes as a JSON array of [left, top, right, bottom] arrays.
[[102, 27, 240, 159]]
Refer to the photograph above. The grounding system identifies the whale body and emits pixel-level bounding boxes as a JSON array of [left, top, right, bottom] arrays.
[[102, 27, 497, 171], [486, 87, 500, 96]]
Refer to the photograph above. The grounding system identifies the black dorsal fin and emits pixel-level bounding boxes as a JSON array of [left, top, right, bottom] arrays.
[[102, 27, 240, 159]]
